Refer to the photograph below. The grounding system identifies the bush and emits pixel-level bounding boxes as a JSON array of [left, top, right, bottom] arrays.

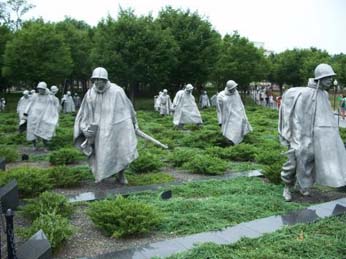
[[49, 148, 82, 165], [255, 150, 286, 165], [21, 191, 73, 220], [182, 154, 228, 175], [169, 147, 203, 167], [0, 146, 18, 162], [20, 212, 73, 250], [226, 144, 257, 162], [0, 167, 52, 197], [48, 166, 91, 187], [263, 161, 283, 184], [129, 151, 163, 174], [87, 196, 162, 238]]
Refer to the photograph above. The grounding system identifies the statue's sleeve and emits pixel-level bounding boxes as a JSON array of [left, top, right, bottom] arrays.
[[216, 95, 223, 124]]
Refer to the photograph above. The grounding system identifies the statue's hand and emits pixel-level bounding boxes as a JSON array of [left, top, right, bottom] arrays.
[[84, 129, 96, 138]]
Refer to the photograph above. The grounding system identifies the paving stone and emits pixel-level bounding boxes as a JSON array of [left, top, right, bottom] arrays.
[[0, 180, 19, 213], [17, 230, 52, 259]]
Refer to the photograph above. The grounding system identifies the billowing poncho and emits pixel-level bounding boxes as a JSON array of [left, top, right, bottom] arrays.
[[62, 95, 76, 113], [74, 82, 138, 182], [17, 96, 31, 121], [216, 89, 252, 144], [25, 92, 59, 141], [279, 84, 346, 188], [199, 93, 210, 108], [158, 94, 172, 115], [172, 90, 203, 126]]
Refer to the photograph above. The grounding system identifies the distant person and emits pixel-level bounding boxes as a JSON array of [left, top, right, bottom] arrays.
[[158, 89, 172, 116], [340, 95, 346, 120], [0, 97, 6, 111], [199, 90, 211, 109], [216, 80, 252, 145], [172, 84, 202, 128], [61, 91, 76, 113], [73, 93, 81, 109]]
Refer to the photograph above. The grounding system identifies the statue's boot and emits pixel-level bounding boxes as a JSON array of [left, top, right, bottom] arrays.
[[117, 170, 128, 185], [283, 185, 292, 202]]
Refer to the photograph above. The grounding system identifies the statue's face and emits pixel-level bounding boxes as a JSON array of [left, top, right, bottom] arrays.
[[38, 88, 46, 95], [226, 86, 236, 95], [319, 76, 333, 90], [185, 89, 192, 94], [94, 78, 107, 92]]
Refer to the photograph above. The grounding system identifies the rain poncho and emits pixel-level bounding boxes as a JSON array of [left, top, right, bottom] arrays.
[[172, 90, 203, 126], [216, 89, 252, 144], [25, 92, 59, 141], [154, 92, 162, 112], [210, 94, 218, 107], [199, 93, 211, 108], [279, 83, 346, 188], [17, 96, 31, 121], [61, 94, 76, 113], [74, 82, 138, 182], [158, 94, 172, 115]]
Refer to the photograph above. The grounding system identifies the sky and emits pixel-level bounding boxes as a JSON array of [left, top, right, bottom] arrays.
[[22, 0, 346, 55]]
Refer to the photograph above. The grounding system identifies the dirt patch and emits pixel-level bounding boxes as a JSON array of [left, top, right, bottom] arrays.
[[291, 188, 346, 204]]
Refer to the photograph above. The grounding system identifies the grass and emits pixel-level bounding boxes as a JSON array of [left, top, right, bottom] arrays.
[[128, 177, 305, 235], [165, 214, 346, 259]]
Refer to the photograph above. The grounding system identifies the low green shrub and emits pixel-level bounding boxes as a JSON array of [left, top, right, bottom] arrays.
[[169, 147, 203, 167], [263, 161, 283, 184], [226, 144, 257, 161], [19, 212, 74, 250], [21, 191, 73, 220], [0, 167, 52, 197], [0, 146, 18, 162], [87, 196, 162, 238], [49, 148, 82, 165], [129, 151, 163, 174], [48, 166, 91, 187], [182, 154, 228, 175], [255, 149, 286, 165]]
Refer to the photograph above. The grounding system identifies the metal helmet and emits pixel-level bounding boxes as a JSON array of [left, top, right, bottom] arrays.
[[163, 89, 168, 93], [91, 67, 108, 80], [23, 90, 29, 95], [185, 84, 194, 91], [37, 81, 47, 89], [50, 85, 58, 93], [67, 91, 71, 95], [226, 80, 238, 90], [314, 64, 336, 80]]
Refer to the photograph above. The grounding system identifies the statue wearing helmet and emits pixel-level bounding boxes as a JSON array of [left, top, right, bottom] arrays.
[[199, 90, 211, 109], [17, 90, 31, 122], [279, 63, 346, 202], [23, 81, 60, 150], [61, 90, 76, 113], [171, 83, 203, 128], [216, 80, 252, 145], [74, 67, 138, 184], [157, 89, 172, 116]]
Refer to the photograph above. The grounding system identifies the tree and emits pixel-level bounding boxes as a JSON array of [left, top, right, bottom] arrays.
[[157, 7, 221, 90], [0, 0, 35, 30], [333, 54, 346, 88], [91, 9, 178, 101], [0, 24, 12, 93], [2, 19, 73, 87], [55, 17, 93, 93], [212, 33, 269, 91]]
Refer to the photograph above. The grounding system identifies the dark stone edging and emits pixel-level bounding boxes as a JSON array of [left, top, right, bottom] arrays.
[[79, 197, 346, 259]]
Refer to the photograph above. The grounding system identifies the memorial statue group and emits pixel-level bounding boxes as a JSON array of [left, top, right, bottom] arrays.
[[16, 64, 346, 201]]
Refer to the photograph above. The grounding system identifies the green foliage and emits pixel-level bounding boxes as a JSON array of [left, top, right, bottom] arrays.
[[87, 196, 162, 238], [20, 212, 74, 250], [3, 19, 73, 85], [127, 172, 174, 186], [255, 149, 286, 165], [48, 166, 92, 187], [169, 147, 202, 167], [262, 162, 283, 184], [49, 147, 82, 165], [182, 154, 228, 175], [0, 167, 52, 197], [21, 191, 73, 220], [166, 215, 346, 259], [0, 145, 18, 162], [129, 151, 164, 174], [226, 144, 257, 161]]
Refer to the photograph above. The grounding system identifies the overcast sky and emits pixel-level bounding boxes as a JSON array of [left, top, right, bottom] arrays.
[[23, 0, 346, 54]]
